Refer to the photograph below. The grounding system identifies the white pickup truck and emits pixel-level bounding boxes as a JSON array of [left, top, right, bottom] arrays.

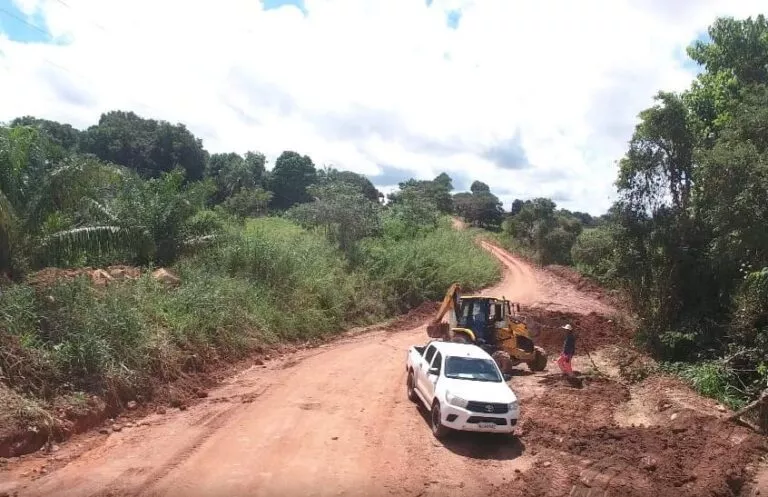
[[405, 340, 520, 438]]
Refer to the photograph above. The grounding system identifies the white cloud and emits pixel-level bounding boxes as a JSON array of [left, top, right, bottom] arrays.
[[0, 0, 765, 214]]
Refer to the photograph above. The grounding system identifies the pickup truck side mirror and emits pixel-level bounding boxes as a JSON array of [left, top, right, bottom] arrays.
[[428, 367, 440, 376]]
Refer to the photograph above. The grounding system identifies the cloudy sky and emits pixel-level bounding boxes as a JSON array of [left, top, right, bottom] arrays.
[[0, 0, 765, 214]]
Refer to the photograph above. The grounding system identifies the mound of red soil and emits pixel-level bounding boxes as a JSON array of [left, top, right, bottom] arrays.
[[513, 376, 768, 497], [524, 308, 633, 354], [383, 301, 439, 331], [520, 416, 766, 497], [546, 264, 607, 295]]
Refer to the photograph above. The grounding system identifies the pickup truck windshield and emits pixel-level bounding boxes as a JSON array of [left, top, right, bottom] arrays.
[[444, 357, 502, 383]]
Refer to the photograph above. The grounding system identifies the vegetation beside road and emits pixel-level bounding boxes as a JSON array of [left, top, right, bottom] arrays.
[[0, 119, 500, 450], [487, 15, 768, 410]]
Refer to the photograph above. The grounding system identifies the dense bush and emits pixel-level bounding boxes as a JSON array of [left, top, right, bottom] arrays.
[[571, 227, 616, 282], [360, 223, 501, 312]]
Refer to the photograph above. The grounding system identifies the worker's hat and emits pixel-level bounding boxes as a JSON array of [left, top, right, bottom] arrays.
[[561, 324, 573, 330]]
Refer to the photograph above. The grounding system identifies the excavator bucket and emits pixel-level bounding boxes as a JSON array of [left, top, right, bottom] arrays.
[[426, 322, 449, 338]]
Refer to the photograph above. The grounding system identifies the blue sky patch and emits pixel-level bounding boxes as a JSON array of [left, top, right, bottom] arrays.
[[262, 0, 306, 15], [0, 0, 51, 43], [676, 30, 710, 76], [446, 9, 462, 29]]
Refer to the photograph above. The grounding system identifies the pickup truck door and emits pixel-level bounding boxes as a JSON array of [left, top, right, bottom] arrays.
[[422, 351, 443, 405], [416, 344, 437, 396]]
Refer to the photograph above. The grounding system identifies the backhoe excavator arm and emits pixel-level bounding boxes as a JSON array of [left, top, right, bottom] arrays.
[[426, 283, 463, 339], [430, 283, 461, 326]]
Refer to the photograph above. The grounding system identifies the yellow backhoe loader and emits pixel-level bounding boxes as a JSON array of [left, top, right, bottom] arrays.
[[426, 283, 548, 372]]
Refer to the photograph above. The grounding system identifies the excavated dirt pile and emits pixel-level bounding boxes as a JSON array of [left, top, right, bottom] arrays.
[[525, 308, 634, 353], [27, 265, 142, 287], [382, 301, 440, 332], [545, 265, 619, 305], [26, 266, 180, 288], [511, 377, 768, 497]]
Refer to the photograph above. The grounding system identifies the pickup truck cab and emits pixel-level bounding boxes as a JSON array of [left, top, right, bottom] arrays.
[[405, 340, 520, 438]]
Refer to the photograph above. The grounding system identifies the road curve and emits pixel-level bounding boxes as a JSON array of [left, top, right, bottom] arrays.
[[3, 243, 610, 497]]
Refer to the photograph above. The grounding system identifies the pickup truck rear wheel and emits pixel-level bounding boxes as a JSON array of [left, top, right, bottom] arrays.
[[406, 370, 417, 403], [431, 401, 449, 439]]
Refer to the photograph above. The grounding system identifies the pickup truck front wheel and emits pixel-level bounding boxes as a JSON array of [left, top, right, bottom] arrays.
[[406, 370, 418, 403], [431, 401, 449, 439]]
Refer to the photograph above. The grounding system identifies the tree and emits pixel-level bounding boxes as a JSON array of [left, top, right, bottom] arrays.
[[0, 125, 141, 275], [222, 188, 272, 219], [81, 169, 215, 265], [687, 15, 768, 85], [453, 188, 504, 229], [613, 92, 708, 347], [571, 227, 616, 280], [382, 187, 440, 240], [207, 151, 266, 202], [287, 182, 381, 255], [268, 151, 317, 210], [509, 198, 557, 246], [10, 116, 81, 158], [616, 92, 695, 213], [82, 111, 207, 181], [388, 173, 454, 213], [684, 16, 768, 142], [470, 181, 490, 194], [502, 198, 586, 264], [316, 167, 382, 203], [695, 85, 768, 296]]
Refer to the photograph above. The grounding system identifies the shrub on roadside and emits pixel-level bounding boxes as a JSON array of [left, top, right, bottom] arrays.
[[360, 226, 501, 312]]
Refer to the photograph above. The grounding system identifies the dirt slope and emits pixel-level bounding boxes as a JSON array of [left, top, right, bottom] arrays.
[[1, 244, 764, 497]]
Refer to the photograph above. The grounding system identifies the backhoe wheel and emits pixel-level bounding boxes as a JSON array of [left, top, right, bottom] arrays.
[[528, 346, 548, 372], [431, 401, 449, 439], [407, 370, 417, 403], [451, 334, 470, 344]]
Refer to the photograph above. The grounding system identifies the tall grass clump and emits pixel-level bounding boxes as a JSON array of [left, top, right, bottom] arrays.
[[189, 217, 388, 334], [360, 225, 501, 312], [661, 361, 747, 410]]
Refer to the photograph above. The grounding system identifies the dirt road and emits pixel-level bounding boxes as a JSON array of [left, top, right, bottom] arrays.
[[1, 244, 765, 497]]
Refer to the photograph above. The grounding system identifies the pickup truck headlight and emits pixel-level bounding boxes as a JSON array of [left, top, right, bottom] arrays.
[[508, 400, 519, 411], [445, 391, 468, 408]]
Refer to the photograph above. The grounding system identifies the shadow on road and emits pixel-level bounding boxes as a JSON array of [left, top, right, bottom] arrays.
[[505, 369, 535, 379], [415, 407, 526, 461], [442, 431, 525, 460], [537, 372, 585, 388]]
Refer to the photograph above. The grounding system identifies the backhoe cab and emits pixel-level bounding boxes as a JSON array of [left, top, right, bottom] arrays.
[[426, 284, 547, 373]]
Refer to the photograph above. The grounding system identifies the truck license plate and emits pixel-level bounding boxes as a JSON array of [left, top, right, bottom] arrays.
[[478, 422, 497, 429]]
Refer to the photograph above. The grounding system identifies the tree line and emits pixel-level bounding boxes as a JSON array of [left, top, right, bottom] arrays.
[[2, 109, 538, 278], [560, 14, 768, 407]]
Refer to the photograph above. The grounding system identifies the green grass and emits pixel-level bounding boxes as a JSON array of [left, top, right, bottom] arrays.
[[0, 216, 501, 431], [660, 361, 747, 410], [360, 224, 502, 312]]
